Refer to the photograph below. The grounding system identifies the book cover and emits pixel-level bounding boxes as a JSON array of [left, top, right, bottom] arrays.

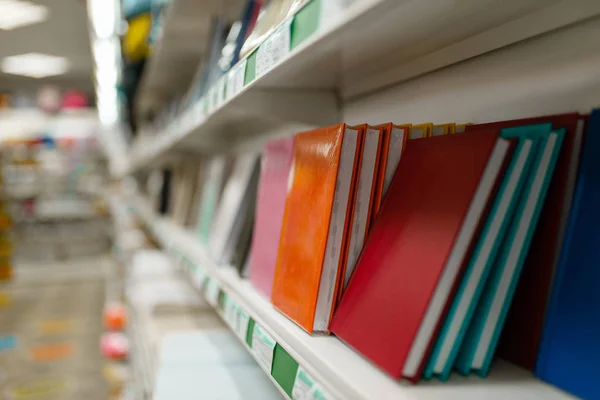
[[456, 125, 565, 376], [535, 109, 600, 400], [331, 130, 511, 381], [272, 124, 362, 334], [209, 153, 260, 265], [249, 137, 294, 299], [196, 157, 229, 245], [467, 113, 581, 370], [424, 126, 542, 380]]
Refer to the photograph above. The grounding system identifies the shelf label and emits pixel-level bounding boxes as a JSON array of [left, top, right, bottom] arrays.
[[256, 19, 292, 78], [238, 309, 250, 340], [226, 59, 247, 100], [292, 366, 316, 400], [204, 278, 220, 307], [251, 324, 276, 373]]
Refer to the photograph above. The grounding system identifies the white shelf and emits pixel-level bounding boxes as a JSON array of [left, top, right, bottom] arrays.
[[136, 0, 245, 117], [118, 0, 600, 177], [124, 194, 573, 400]]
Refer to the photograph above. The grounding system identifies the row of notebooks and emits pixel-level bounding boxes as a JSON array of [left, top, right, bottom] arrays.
[[147, 110, 596, 392], [241, 113, 591, 385]]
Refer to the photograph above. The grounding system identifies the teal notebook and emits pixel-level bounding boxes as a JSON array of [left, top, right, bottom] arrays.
[[196, 157, 227, 244], [455, 126, 565, 376], [423, 128, 539, 380]]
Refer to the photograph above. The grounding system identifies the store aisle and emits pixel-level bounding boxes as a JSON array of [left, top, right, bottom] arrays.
[[0, 256, 111, 400]]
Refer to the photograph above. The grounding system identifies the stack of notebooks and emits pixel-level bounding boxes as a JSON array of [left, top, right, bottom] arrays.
[[242, 113, 589, 383]]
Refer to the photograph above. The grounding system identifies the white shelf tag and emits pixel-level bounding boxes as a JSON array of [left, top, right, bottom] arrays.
[[238, 309, 250, 340], [204, 278, 220, 307], [252, 324, 276, 373], [292, 366, 316, 400], [226, 59, 247, 100], [256, 19, 292, 78]]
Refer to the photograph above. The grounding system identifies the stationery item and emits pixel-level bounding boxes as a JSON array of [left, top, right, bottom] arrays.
[[342, 125, 383, 289], [371, 123, 408, 216], [409, 123, 432, 139], [209, 153, 260, 265], [331, 129, 512, 381], [467, 114, 581, 370], [535, 110, 600, 400], [425, 125, 545, 380], [272, 124, 362, 334], [196, 157, 229, 244], [456, 125, 565, 376], [159, 169, 172, 215], [249, 137, 294, 299]]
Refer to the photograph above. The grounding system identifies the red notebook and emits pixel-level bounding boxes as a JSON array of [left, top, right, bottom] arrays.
[[466, 113, 582, 370], [330, 130, 513, 381]]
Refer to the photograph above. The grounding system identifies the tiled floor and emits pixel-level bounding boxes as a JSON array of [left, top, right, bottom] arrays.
[[0, 256, 111, 400]]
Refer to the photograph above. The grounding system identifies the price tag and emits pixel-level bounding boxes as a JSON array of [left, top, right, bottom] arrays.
[[192, 100, 205, 126], [292, 366, 316, 400], [251, 324, 276, 372], [226, 59, 247, 100], [238, 309, 250, 340], [204, 278, 220, 307], [256, 19, 292, 78]]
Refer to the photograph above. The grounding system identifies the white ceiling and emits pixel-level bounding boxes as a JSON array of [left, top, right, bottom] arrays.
[[0, 0, 94, 93]]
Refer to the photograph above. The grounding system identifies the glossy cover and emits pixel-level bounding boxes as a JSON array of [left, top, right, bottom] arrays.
[[466, 114, 580, 370], [456, 125, 565, 376], [272, 124, 358, 333], [331, 130, 502, 380], [535, 110, 600, 400], [249, 137, 295, 299]]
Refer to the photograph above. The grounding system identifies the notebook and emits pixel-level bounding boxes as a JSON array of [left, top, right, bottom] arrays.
[[209, 153, 260, 265], [467, 114, 582, 370], [409, 123, 431, 139], [535, 110, 600, 400], [331, 130, 512, 381], [372, 123, 408, 216], [456, 125, 565, 376], [424, 126, 543, 380], [342, 125, 383, 290], [196, 156, 229, 245], [272, 124, 362, 334], [249, 137, 294, 299]]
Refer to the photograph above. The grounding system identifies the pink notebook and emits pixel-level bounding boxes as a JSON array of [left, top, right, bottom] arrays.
[[249, 137, 294, 298]]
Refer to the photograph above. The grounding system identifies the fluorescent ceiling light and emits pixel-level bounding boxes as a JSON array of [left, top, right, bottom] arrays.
[[0, 0, 48, 30], [88, 0, 119, 39], [1, 53, 69, 78]]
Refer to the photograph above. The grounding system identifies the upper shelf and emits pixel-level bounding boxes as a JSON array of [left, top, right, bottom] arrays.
[[135, 0, 245, 118], [124, 193, 573, 400], [120, 0, 600, 177]]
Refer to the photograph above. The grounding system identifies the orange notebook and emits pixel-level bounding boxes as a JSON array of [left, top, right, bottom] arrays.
[[272, 124, 363, 334], [372, 123, 409, 216]]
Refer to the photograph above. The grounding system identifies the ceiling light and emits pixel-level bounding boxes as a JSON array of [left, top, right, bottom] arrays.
[[1, 53, 69, 78], [0, 0, 48, 30]]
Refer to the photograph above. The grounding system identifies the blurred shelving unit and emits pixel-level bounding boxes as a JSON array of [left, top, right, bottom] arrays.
[[109, 0, 600, 398]]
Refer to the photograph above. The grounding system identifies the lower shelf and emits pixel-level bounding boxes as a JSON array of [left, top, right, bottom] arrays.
[[125, 194, 572, 400]]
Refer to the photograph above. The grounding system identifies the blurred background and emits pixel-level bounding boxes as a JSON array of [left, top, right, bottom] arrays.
[[0, 1, 600, 400]]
